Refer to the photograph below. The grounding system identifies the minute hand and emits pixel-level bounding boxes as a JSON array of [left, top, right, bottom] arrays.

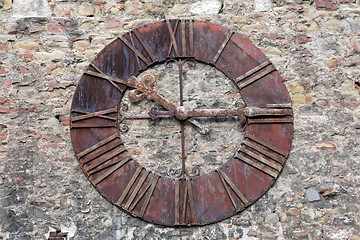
[[187, 108, 244, 118], [173, 106, 292, 119]]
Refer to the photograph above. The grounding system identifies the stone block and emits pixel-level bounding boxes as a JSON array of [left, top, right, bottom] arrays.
[[12, 0, 50, 17], [325, 59, 340, 68], [324, 19, 342, 31], [304, 10, 332, 19], [48, 22, 66, 35], [3, 0, 12, 10], [264, 46, 282, 55], [169, 4, 189, 15], [34, 51, 65, 61], [0, 67, 10, 75], [100, 19, 121, 30], [73, 40, 90, 49], [231, 16, 248, 24], [288, 82, 305, 93], [254, 0, 273, 12], [354, 108, 360, 119], [0, 107, 10, 114], [125, 1, 143, 15], [306, 187, 321, 202], [241, 24, 268, 31], [315, 142, 337, 151], [296, 22, 319, 31], [190, 0, 222, 15], [144, 3, 163, 15], [78, 2, 95, 16], [123, 19, 152, 30], [295, 35, 312, 44], [28, 25, 46, 34], [12, 42, 39, 51], [265, 213, 279, 224], [291, 94, 306, 104], [0, 42, 8, 52], [53, 4, 76, 17], [315, 0, 339, 10]]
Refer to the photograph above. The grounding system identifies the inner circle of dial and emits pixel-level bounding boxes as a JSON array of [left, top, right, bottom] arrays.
[[119, 61, 246, 177]]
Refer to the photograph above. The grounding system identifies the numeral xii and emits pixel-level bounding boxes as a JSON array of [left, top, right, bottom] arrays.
[[166, 19, 194, 58]]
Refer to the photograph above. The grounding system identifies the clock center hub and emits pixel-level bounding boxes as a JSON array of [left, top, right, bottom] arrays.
[[175, 106, 189, 120]]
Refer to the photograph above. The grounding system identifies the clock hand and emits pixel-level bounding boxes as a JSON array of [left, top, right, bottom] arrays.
[[126, 74, 211, 133], [244, 106, 293, 117], [85, 65, 175, 111], [127, 74, 178, 112], [122, 106, 291, 128], [173, 106, 292, 119], [121, 107, 210, 135]]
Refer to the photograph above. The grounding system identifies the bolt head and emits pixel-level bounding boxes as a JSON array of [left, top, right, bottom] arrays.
[[175, 106, 189, 120]]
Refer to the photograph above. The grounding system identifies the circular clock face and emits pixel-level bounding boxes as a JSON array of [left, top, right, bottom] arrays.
[[70, 19, 293, 226]]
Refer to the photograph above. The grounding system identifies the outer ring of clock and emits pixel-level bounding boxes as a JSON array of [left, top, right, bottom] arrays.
[[70, 19, 293, 226]]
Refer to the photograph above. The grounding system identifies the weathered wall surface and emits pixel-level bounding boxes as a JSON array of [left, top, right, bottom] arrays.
[[0, 0, 359, 239]]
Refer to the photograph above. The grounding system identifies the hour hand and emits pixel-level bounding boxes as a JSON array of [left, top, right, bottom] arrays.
[[127, 74, 178, 113]]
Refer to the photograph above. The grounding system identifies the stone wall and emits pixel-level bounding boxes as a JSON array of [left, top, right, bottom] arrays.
[[0, 0, 359, 239]]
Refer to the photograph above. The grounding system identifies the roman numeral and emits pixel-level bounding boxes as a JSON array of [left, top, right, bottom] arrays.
[[76, 133, 131, 185], [84, 63, 126, 93], [235, 60, 275, 89], [116, 169, 160, 217], [119, 29, 156, 70], [235, 134, 287, 179], [217, 169, 249, 211], [175, 178, 197, 225], [71, 107, 118, 129], [166, 19, 194, 58], [180, 19, 194, 57], [245, 104, 293, 124], [166, 19, 180, 57], [211, 31, 233, 65]]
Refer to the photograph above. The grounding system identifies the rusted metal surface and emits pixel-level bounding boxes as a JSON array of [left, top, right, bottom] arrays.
[[70, 19, 294, 226]]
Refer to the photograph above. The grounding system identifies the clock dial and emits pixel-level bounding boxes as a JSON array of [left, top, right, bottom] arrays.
[[70, 19, 293, 226]]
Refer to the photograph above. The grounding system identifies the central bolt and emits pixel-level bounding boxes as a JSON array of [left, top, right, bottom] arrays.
[[175, 106, 189, 120]]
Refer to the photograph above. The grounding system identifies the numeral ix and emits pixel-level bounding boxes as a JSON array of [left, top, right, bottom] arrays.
[[71, 107, 118, 129]]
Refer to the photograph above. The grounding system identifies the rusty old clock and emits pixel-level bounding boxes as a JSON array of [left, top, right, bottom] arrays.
[[70, 19, 293, 226]]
